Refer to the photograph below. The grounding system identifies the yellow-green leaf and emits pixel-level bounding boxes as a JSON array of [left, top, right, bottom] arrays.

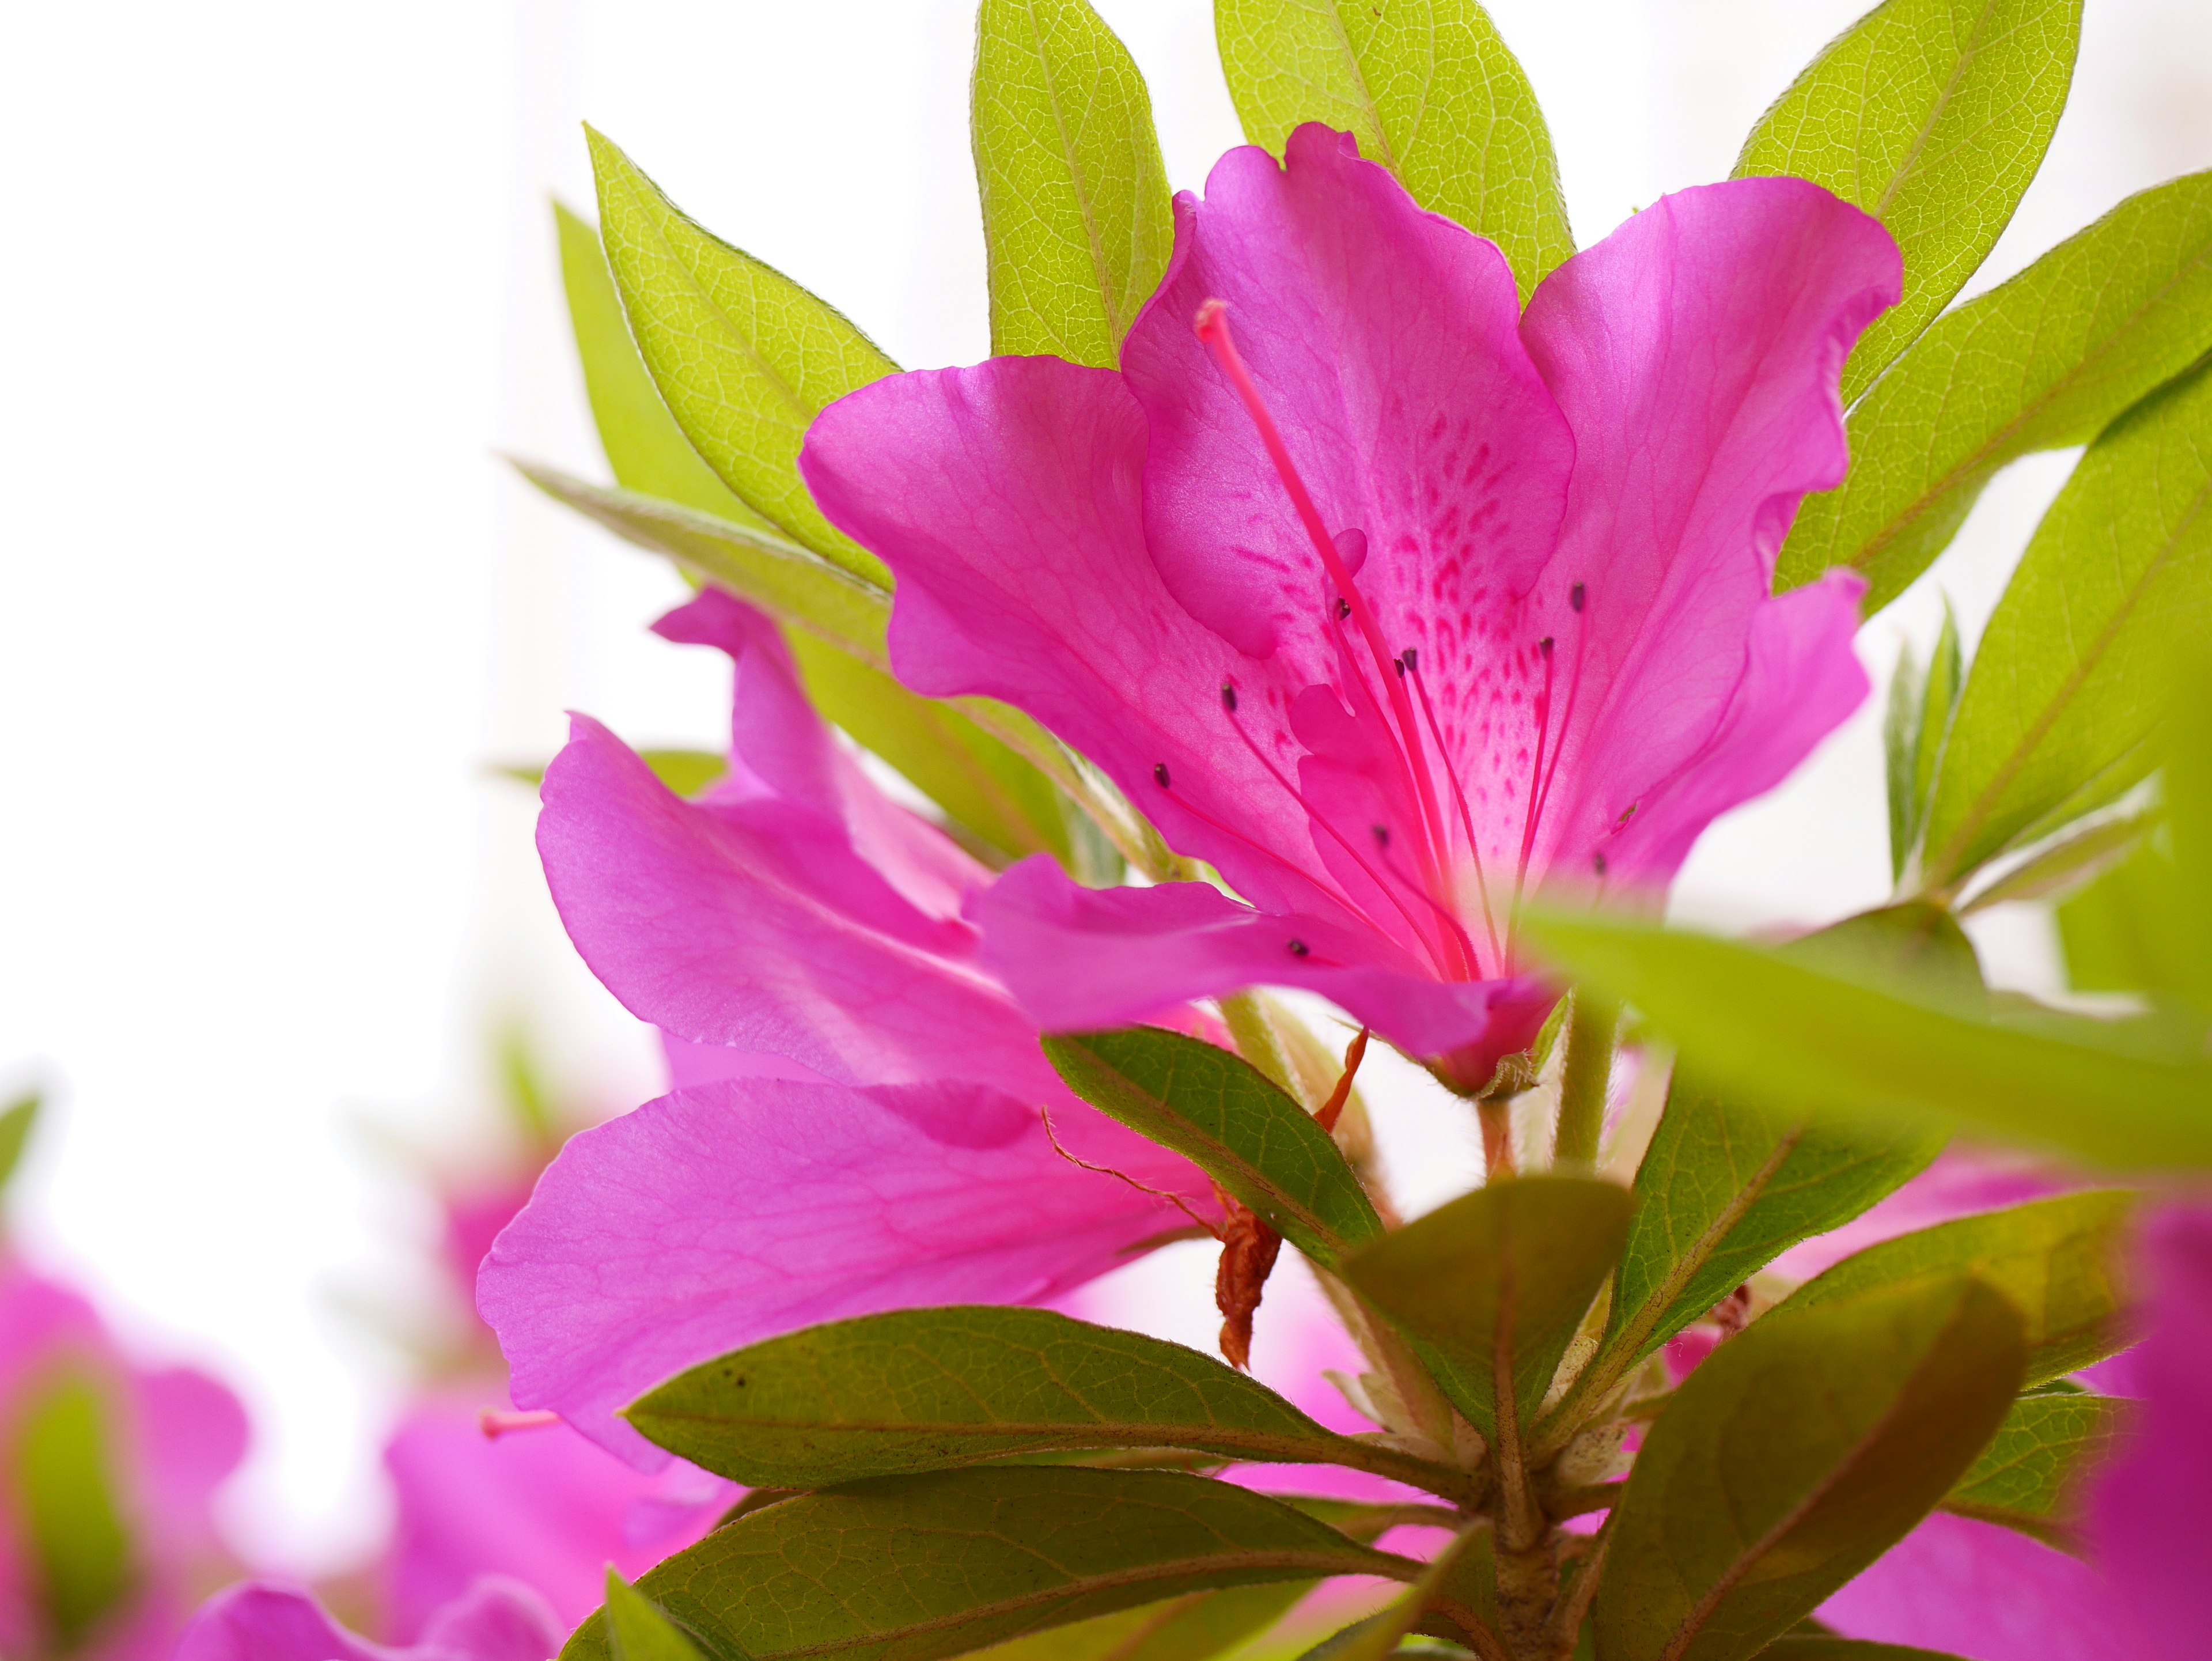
[[1214, 0, 1571, 303]]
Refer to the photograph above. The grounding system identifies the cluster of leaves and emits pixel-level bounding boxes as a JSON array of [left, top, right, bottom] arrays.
[[517, 1, 2212, 1659]]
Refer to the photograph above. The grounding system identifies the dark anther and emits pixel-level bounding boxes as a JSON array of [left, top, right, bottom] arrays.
[[1372, 824, 1390, 847], [1220, 682, 1239, 713], [1286, 938, 1310, 958], [1539, 635, 1555, 657], [1570, 582, 1586, 613], [1618, 801, 1638, 824], [1401, 646, 1418, 672], [1335, 597, 1351, 619], [1153, 762, 1171, 788], [1392, 654, 1407, 678], [1592, 852, 1608, 876]]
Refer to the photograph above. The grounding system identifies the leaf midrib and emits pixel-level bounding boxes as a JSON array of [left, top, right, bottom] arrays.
[[1018, 0, 1125, 352], [1656, 1293, 1978, 1660], [631, 1408, 1339, 1463], [1926, 462, 2212, 881], [1843, 230, 2212, 585], [743, 1544, 1422, 1659]]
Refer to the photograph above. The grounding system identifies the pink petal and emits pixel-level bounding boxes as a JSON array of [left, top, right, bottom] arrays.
[[1517, 178, 1898, 886], [384, 1397, 729, 1637], [1121, 124, 1574, 677], [174, 1580, 560, 1661], [800, 355, 1343, 923], [1818, 1514, 2135, 1661], [2088, 1202, 2212, 1660], [656, 589, 981, 921], [537, 712, 1038, 1088], [974, 854, 1554, 1063], [478, 1077, 1218, 1466]]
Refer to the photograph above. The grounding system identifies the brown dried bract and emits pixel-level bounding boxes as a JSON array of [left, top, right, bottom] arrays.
[[1214, 1189, 1283, 1371]]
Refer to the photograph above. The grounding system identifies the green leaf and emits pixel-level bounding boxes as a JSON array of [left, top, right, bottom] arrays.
[[1778, 170, 2212, 611], [1960, 808, 2158, 915], [512, 461, 1074, 865], [1920, 360, 2212, 888], [1588, 1080, 1943, 1404], [12, 1374, 137, 1650], [1296, 1524, 1498, 1661], [1939, 1390, 2120, 1548], [1909, 600, 1964, 860], [496, 747, 728, 799], [555, 201, 767, 528], [586, 128, 896, 584], [1786, 1190, 2135, 1386], [624, 1305, 1465, 1498], [1341, 1177, 1630, 1441], [971, 0, 1173, 366], [1884, 641, 1925, 883], [604, 1569, 715, 1661], [784, 634, 1073, 866], [1520, 909, 2212, 1170], [513, 459, 891, 655], [0, 1090, 39, 1198], [1593, 1278, 2027, 1661], [1734, 0, 2081, 406], [969, 1584, 1309, 1661], [1043, 1027, 1383, 1265], [559, 1468, 1417, 1661], [1213, 0, 1573, 303]]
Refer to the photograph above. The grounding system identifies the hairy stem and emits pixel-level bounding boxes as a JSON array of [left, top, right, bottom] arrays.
[[1551, 994, 1617, 1168]]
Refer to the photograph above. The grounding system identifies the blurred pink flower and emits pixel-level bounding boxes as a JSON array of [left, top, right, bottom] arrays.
[[479, 589, 1222, 1464], [801, 124, 1894, 1090], [0, 1255, 247, 1661], [174, 1578, 556, 1661]]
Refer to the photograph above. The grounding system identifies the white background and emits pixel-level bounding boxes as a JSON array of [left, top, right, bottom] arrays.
[[2, 0, 2207, 1572]]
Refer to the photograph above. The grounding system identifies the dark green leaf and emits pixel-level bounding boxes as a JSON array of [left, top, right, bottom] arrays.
[[1043, 1027, 1382, 1265], [554, 201, 767, 527], [972, 0, 1173, 366], [1900, 600, 1964, 874], [559, 1468, 1417, 1661], [1921, 361, 2212, 888], [1214, 0, 1572, 302], [1786, 1191, 2135, 1386], [0, 1091, 39, 1198], [1343, 1176, 1630, 1442], [1577, 1081, 1942, 1418], [1593, 1279, 2026, 1661], [1778, 170, 2212, 609], [12, 1374, 137, 1650], [1939, 1390, 2120, 1548], [586, 128, 895, 584], [1735, 0, 2081, 406], [1520, 909, 2212, 1170], [605, 1569, 716, 1661], [625, 1306, 1465, 1497]]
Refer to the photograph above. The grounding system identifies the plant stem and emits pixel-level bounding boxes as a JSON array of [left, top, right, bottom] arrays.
[[1552, 993, 1618, 1168], [1219, 992, 1295, 1093]]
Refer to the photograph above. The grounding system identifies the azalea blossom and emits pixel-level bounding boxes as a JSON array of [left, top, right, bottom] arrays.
[[801, 124, 1895, 1088], [174, 1579, 559, 1661], [478, 588, 1222, 1463], [0, 1254, 247, 1661]]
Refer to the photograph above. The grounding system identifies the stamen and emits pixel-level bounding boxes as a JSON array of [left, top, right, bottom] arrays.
[[1372, 824, 1389, 848], [1335, 597, 1351, 619], [1404, 657, 1505, 972], [1220, 682, 1238, 713], [480, 1409, 562, 1440], [1154, 762, 1171, 788], [1150, 755, 1389, 932], [1592, 852, 1608, 876], [1287, 938, 1309, 957], [1194, 299, 1454, 896], [1517, 637, 1559, 889], [1529, 619, 1593, 867], [1366, 808, 1487, 976], [1570, 582, 1586, 613], [1218, 697, 1454, 973]]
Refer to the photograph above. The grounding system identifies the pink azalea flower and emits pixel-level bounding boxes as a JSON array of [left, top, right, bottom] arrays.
[[478, 589, 1221, 1464], [174, 1578, 558, 1661], [0, 1255, 247, 1661], [800, 125, 1895, 1088]]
